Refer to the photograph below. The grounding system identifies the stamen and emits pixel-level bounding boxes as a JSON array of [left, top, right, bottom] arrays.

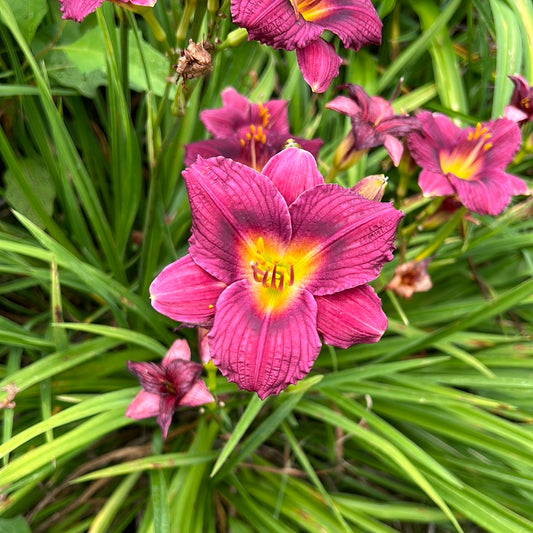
[[289, 264, 295, 286]]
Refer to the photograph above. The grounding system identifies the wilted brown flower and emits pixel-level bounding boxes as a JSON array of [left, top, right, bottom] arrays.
[[174, 40, 213, 81]]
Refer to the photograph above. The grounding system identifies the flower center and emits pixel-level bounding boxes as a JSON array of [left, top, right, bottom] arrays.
[[439, 122, 492, 181], [239, 124, 268, 170], [250, 237, 295, 292], [289, 0, 327, 21]]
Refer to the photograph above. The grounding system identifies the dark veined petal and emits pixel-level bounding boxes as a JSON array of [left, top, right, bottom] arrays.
[[302, 0, 382, 50], [208, 280, 321, 399], [164, 359, 204, 400], [157, 395, 177, 440], [296, 39, 342, 93], [183, 157, 292, 284], [289, 184, 403, 295], [127, 361, 168, 395], [315, 285, 387, 348], [59, 0, 104, 21], [231, 0, 323, 50], [449, 171, 515, 216], [262, 147, 324, 205], [150, 254, 225, 327]]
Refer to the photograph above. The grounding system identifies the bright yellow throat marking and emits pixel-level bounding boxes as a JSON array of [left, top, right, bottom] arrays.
[[289, 0, 328, 21], [439, 123, 493, 181]]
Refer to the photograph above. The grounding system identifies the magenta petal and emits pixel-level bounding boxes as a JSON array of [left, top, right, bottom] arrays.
[[310, 0, 382, 50], [383, 135, 404, 166], [316, 285, 387, 349], [231, 0, 323, 50], [163, 339, 191, 365], [209, 281, 321, 399], [504, 105, 529, 123], [157, 396, 176, 440], [482, 119, 521, 169], [59, 0, 104, 21], [125, 390, 160, 420], [183, 157, 292, 283], [180, 380, 214, 407], [296, 39, 342, 93], [449, 172, 513, 216], [150, 254, 226, 327], [262, 147, 324, 205], [505, 173, 529, 196], [326, 95, 362, 116], [290, 184, 403, 295], [418, 169, 455, 197]]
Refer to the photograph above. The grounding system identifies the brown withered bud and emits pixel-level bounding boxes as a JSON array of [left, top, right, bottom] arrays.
[[174, 40, 214, 81], [387, 259, 433, 299]]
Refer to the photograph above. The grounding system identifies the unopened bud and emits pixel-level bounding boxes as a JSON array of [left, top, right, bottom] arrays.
[[332, 133, 365, 171], [352, 174, 388, 201]]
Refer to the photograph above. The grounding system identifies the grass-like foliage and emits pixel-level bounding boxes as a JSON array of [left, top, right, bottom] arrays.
[[1, 0, 532, 531]]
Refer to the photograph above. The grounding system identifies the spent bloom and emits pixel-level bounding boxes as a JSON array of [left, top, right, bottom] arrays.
[[150, 148, 402, 399], [59, 0, 156, 22], [231, 0, 382, 92], [387, 259, 432, 299], [126, 340, 213, 439], [185, 88, 322, 171], [407, 112, 527, 216], [504, 74, 533, 124], [326, 84, 420, 168]]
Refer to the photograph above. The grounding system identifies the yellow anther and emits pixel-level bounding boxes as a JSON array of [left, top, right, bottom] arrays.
[[483, 142, 493, 151]]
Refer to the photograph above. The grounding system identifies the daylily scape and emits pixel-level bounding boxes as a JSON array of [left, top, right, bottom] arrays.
[[151, 149, 402, 398]]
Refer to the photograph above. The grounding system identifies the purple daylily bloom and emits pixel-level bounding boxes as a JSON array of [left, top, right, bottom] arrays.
[[126, 340, 214, 439], [326, 84, 420, 167], [150, 148, 402, 399], [504, 74, 533, 124], [230, 0, 382, 92], [407, 112, 528, 216], [185, 88, 322, 171], [59, 0, 156, 22]]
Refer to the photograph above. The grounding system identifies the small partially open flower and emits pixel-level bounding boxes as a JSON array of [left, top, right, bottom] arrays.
[[185, 87, 322, 170], [407, 112, 527, 216], [327, 84, 420, 168], [231, 0, 382, 92], [59, 0, 156, 22], [126, 340, 213, 439], [504, 75, 533, 124], [387, 259, 432, 299]]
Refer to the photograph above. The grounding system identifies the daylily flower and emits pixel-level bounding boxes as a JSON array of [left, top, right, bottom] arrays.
[[230, 0, 382, 92], [150, 149, 402, 399], [407, 112, 527, 216], [387, 259, 432, 299], [326, 84, 420, 168], [59, 0, 156, 22], [504, 75, 533, 124], [126, 339, 214, 439], [185, 87, 322, 171]]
